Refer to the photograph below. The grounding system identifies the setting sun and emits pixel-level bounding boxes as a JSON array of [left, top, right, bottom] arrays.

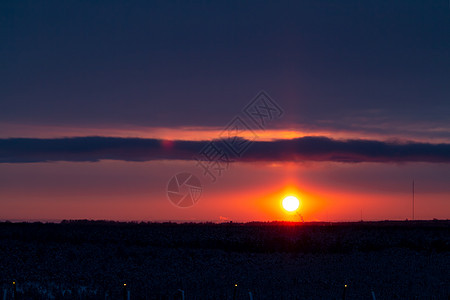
[[282, 196, 300, 212]]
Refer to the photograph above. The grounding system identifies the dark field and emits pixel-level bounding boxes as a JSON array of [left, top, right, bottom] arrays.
[[0, 220, 448, 299]]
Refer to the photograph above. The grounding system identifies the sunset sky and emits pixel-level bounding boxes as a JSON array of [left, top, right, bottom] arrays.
[[1, 0, 449, 222]]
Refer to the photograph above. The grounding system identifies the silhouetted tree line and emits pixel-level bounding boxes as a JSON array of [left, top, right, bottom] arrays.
[[0, 220, 448, 253]]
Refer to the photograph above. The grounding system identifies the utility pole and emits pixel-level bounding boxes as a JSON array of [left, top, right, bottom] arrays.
[[412, 180, 415, 220]]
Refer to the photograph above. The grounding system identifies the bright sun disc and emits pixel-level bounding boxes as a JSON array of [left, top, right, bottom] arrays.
[[282, 196, 300, 212]]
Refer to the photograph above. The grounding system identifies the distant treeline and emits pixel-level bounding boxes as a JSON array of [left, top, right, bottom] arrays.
[[0, 219, 448, 254]]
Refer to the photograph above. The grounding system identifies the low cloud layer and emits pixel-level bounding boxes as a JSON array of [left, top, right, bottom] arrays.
[[1, 136, 449, 163]]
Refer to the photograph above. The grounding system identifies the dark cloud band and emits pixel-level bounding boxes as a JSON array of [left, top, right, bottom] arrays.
[[1, 136, 449, 163]]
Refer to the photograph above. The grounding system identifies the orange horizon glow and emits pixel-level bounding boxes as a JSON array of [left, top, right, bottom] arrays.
[[0, 148, 449, 223], [2, 159, 448, 222]]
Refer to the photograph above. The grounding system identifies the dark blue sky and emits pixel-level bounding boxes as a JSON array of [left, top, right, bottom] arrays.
[[1, 0, 449, 137]]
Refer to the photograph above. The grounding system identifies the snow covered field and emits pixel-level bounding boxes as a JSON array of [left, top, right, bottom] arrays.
[[0, 220, 448, 299]]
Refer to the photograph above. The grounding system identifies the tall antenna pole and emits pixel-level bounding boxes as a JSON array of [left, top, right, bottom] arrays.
[[412, 180, 415, 220]]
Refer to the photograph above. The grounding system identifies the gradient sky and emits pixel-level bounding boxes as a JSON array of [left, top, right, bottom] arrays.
[[0, 0, 449, 221]]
